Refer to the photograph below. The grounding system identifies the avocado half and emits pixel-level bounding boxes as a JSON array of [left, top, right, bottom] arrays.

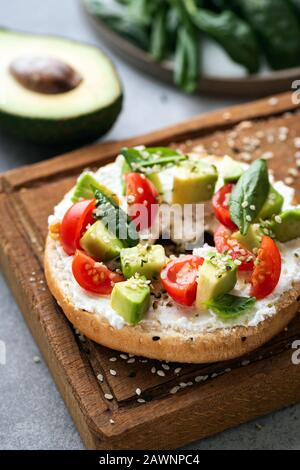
[[0, 29, 123, 144]]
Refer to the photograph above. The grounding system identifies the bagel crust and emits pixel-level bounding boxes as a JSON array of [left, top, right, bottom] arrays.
[[45, 236, 300, 363]]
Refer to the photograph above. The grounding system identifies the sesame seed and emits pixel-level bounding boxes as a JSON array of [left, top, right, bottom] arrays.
[[109, 357, 117, 362], [284, 176, 294, 185], [104, 393, 113, 401], [120, 354, 128, 360], [268, 97, 278, 106], [225, 368, 231, 373], [127, 358, 135, 364], [151, 367, 156, 374], [110, 369, 117, 376], [211, 373, 218, 379], [274, 215, 282, 224], [294, 137, 300, 149], [245, 215, 252, 222], [179, 382, 187, 388], [157, 370, 165, 377], [241, 359, 250, 366], [187, 381, 193, 386], [109, 419, 115, 424], [33, 356, 41, 363], [97, 373, 104, 383], [261, 151, 274, 160], [195, 375, 206, 383], [162, 364, 170, 370], [137, 398, 146, 404], [170, 386, 180, 394], [241, 201, 248, 208], [174, 367, 182, 374], [250, 205, 256, 211], [136, 388, 142, 396], [288, 168, 298, 177], [234, 259, 242, 266]]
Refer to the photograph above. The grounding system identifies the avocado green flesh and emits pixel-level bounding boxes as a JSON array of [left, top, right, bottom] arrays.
[[269, 209, 300, 242], [196, 256, 237, 309], [80, 220, 124, 261], [172, 160, 218, 204], [256, 186, 284, 220], [232, 224, 263, 251], [0, 29, 122, 144], [121, 244, 166, 280], [72, 172, 119, 205], [221, 156, 244, 183], [111, 280, 150, 325]]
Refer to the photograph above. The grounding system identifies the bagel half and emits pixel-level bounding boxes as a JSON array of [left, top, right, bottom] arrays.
[[45, 236, 300, 363]]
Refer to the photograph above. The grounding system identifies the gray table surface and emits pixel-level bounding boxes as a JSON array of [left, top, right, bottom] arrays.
[[0, 0, 299, 451]]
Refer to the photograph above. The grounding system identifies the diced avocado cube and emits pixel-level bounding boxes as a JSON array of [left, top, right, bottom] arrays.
[[147, 173, 163, 195], [121, 244, 167, 280], [232, 223, 263, 251], [220, 155, 244, 183], [72, 172, 120, 205], [196, 254, 237, 309], [256, 185, 284, 220], [269, 209, 300, 242], [111, 277, 150, 324], [80, 220, 124, 261], [172, 160, 218, 204]]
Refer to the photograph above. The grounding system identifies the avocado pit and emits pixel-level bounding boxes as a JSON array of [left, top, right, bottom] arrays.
[[9, 56, 83, 94]]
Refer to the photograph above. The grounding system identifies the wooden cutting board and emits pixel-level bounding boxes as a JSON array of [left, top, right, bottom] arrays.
[[1, 92, 300, 450]]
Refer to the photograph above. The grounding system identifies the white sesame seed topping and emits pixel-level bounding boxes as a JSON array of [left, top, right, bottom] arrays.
[[127, 358, 135, 364], [268, 97, 278, 106], [157, 370, 165, 377], [109, 357, 117, 362], [162, 364, 170, 370], [284, 176, 294, 185], [151, 367, 156, 374], [245, 215, 252, 222], [241, 359, 250, 366], [97, 373, 103, 383], [33, 356, 41, 363], [104, 393, 113, 401], [241, 201, 248, 208], [170, 386, 180, 394], [137, 398, 146, 404], [174, 367, 182, 374], [109, 419, 115, 424], [136, 388, 142, 396], [294, 137, 300, 149], [120, 354, 128, 360], [274, 215, 282, 224], [110, 369, 117, 376], [249, 205, 256, 210]]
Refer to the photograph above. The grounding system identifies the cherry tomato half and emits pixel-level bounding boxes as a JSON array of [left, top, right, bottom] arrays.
[[212, 184, 237, 231], [160, 255, 204, 306], [250, 236, 281, 300], [125, 172, 158, 231], [72, 250, 124, 295], [61, 199, 95, 255], [214, 224, 255, 272]]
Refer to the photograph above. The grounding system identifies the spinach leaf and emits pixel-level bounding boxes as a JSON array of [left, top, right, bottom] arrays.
[[120, 147, 187, 173], [229, 159, 269, 235], [205, 294, 256, 319], [94, 188, 139, 248]]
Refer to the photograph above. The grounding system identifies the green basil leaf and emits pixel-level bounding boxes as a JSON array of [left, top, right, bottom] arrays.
[[229, 159, 269, 235], [120, 147, 187, 173], [205, 294, 256, 319]]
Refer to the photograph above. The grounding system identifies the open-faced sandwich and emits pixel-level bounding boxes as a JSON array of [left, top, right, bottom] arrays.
[[45, 146, 300, 363]]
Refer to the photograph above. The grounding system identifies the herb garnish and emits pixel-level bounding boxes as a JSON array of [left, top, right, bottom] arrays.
[[205, 294, 256, 319], [121, 147, 187, 174], [229, 159, 269, 235]]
